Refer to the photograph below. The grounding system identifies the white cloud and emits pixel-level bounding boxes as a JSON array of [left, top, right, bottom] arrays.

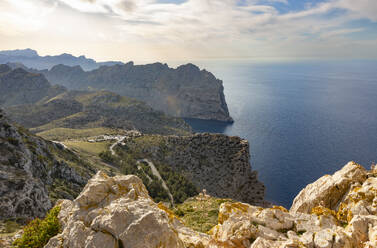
[[0, 0, 376, 61]]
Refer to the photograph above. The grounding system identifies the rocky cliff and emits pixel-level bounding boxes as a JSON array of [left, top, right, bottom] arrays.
[[40, 161, 377, 248], [0, 109, 94, 222], [114, 133, 265, 206], [41, 62, 233, 122], [0, 66, 192, 136]]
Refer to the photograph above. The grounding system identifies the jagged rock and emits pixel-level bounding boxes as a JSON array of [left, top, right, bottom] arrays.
[[0, 110, 91, 221], [207, 162, 377, 248], [290, 161, 367, 214], [45, 171, 210, 248], [40, 62, 233, 122], [39, 161, 377, 248]]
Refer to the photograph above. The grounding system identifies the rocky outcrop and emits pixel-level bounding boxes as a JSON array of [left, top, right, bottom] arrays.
[[44, 161, 377, 248], [0, 48, 123, 70], [41, 62, 233, 122], [290, 161, 367, 214], [117, 133, 265, 206], [0, 109, 92, 221], [44, 171, 210, 248], [208, 162, 377, 248]]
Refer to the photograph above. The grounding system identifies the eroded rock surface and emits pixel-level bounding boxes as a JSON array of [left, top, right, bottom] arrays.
[[0, 109, 91, 221], [43, 161, 377, 248], [290, 161, 367, 214], [208, 162, 377, 248], [44, 171, 211, 248]]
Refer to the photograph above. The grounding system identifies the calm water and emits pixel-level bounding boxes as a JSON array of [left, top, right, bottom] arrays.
[[180, 59, 377, 207]]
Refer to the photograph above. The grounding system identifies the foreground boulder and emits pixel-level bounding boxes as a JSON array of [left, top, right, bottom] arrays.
[[208, 161, 377, 248], [290, 161, 367, 214], [45, 171, 210, 248]]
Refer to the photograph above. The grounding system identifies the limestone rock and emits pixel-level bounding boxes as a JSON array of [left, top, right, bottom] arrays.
[[208, 161, 376, 248], [290, 161, 367, 214], [39, 161, 377, 248], [0, 109, 90, 221], [45, 171, 210, 248]]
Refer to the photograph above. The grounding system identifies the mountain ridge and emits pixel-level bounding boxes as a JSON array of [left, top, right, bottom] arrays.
[[36, 62, 233, 122], [0, 49, 123, 71], [0, 66, 192, 136]]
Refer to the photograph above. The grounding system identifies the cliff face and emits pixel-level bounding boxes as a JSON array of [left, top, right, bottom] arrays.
[[0, 66, 192, 136], [42, 161, 377, 248], [42, 63, 233, 122], [0, 109, 93, 221], [115, 133, 265, 205]]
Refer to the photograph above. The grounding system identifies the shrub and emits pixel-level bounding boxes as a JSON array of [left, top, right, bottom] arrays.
[[7, 137, 19, 146], [13, 206, 61, 248], [99, 151, 115, 163]]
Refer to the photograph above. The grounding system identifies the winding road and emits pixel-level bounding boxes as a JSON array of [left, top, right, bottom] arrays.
[[137, 159, 174, 205]]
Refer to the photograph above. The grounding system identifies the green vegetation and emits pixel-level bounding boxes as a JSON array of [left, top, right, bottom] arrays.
[[37, 127, 125, 141], [157, 163, 197, 203], [13, 206, 61, 248], [0, 221, 20, 234], [63, 141, 112, 156], [99, 150, 115, 163], [116, 156, 171, 203], [105, 147, 198, 204], [8, 90, 192, 136], [7, 137, 19, 146], [172, 197, 232, 233]]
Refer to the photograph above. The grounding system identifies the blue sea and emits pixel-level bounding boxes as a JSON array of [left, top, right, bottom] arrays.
[[178, 59, 377, 208]]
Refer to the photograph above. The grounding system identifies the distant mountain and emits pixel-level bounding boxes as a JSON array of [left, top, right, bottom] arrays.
[[3, 49, 233, 122], [0, 49, 123, 71], [0, 65, 191, 135], [40, 62, 233, 122], [0, 64, 66, 106], [7, 90, 192, 136]]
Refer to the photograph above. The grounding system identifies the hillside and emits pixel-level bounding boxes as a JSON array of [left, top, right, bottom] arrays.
[[111, 133, 265, 206], [0, 66, 192, 136], [0, 108, 96, 223], [39, 62, 233, 122], [0, 64, 65, 107], [6, 90, 192, 136], [0, 49, 123, 71]]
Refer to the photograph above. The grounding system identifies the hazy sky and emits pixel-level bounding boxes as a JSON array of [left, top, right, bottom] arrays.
[[0, 0, 377, 62]]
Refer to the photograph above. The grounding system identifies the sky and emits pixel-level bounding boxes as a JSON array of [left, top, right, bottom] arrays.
[[0, 0, 377, 62]]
